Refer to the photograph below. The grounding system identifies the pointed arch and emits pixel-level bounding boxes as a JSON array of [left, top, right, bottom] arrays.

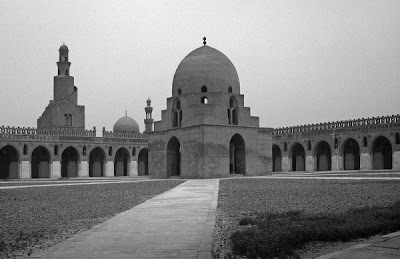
[[230, 134, 246, 174], [61, 147, 79, 177], [138, 148, 149, 176], [31, 146, 50, 178], [315, 141, 331, 171], [290, 143, 305, 171], [89, 147, 106, 177], [167, 137, 181, 177], [342, 138, 360, 170], [372, 136, 392, 169], [272, 145, 282, 172], [0, 145, 19, 179], [114, 147, 130, 176]]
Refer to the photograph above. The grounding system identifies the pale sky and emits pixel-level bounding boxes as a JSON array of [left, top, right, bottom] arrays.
[[1, 0, 399, 133]]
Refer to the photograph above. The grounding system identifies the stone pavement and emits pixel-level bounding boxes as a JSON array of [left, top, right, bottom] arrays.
[[32, 179, 219, 259], [317, 231, 400, 259]]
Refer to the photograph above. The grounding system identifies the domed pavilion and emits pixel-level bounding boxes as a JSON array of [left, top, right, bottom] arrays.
[[148, 38, 273, 178]]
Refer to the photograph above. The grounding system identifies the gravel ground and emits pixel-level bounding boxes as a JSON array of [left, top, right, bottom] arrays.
[[0, 180, 185, 258], [213, 178, 400, 258]]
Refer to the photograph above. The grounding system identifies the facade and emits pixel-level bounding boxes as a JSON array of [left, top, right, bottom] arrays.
[[272, 116, 400, 172], [0, 45, 150, 179], [148, 41, 273, 178], [1, 41, 399, 180]]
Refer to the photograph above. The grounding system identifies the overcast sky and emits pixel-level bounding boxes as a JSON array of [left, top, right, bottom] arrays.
[[1, 0, 399, 132]]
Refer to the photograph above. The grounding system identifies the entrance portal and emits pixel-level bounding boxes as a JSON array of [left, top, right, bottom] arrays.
[[0, 145, 19, 179], [31, 146, 50, 178], [61, 147, 79, 177], [230, 134, 246, 175], [167, 137, 181, 177]]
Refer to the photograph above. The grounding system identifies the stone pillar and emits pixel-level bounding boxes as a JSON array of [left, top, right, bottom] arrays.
[[105, 161, 114, 177], [306, 155, 314, 172], [282, 156, 290, 172], [360, 152, 371, 170], [130, 161, 138, 176], [393, 151, 400, 170], [80, 161, 89, 177], [331, 151, 340, 171], [51, 161, 61, 178], [21, 161, 30, 179]]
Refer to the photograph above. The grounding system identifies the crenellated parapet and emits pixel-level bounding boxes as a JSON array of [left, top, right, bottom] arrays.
[[273, 114, 400, 139], [0, 126, 96, 137]]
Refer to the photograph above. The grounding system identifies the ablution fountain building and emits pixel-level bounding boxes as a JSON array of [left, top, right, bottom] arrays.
[[1, 40, 399, 179]]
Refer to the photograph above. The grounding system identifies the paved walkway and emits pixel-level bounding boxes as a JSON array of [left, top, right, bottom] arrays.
[[32, 179, 219, 259], [317, 231, 400, 259]]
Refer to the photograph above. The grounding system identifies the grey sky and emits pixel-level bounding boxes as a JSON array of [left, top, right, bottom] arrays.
[[1, 0, 399, 132]]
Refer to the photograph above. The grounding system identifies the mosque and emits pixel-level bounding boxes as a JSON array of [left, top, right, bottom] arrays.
[[1, 39, 399, 179]]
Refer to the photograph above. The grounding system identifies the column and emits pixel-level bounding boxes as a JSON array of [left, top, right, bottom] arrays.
[[281, 156, 290, 172], [360, 152, 371, 170], [305, 155, 314, 172], [51, 161, 61, 178], [393, 151, 400, 170], [21, 161, 30, 179], [80, 161, 89, 177], [130, 161, 138, 176], [105, 161, 114, 177]]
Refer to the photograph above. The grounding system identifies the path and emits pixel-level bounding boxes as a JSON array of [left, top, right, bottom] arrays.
[[32, 179, 219, 259]]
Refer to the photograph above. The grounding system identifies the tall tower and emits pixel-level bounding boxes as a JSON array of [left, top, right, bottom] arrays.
[[144, 98, 154, 133], [37, 44, 85, 129]]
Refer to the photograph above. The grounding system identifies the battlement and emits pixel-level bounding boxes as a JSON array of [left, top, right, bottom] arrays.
[[273, 114, 400, 136], [0, 125, 96, 137]]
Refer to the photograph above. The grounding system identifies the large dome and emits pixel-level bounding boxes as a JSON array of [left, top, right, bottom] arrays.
[[172, 45, 240, 96], [113, 115, 139, 134]]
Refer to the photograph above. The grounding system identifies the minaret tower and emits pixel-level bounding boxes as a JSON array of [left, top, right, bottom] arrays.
[[144, 98, 154, 133], [57, 43, 71, 76]]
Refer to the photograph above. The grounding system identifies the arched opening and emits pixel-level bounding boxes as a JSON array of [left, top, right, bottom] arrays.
[[138, 148, 149, 176], [343, 138, 360, 170], [31, 146, 50, 178], [54, 145, 58, 156], [82, 146, 86, 156], [201, 96, 208, 104], [284, 142, 287, 152], [89, 147, 105, 177], [0, 145, 19, 179], [334, 138, 338, 149], [307, 140, 311, 151], [178, 88, 182, 95], [201, 85, 207, 92], [272, 145, 282, 172], [114, 148, 129, 176], [108, 147, 112, 156], [396, 133, 400, 144], [172, 98, 181, 128], [372, 136, 392, 169], [230, 134, 246, 174], [228, 86, 232, 93], [167, 137, 181, 177], [61, 147, 79, 177], [291, 143, 305, 171], [132, 147, 136, 156], [315, 141, 331, 171], [363, 137, 368, 147], [23, 144, 28, 155]]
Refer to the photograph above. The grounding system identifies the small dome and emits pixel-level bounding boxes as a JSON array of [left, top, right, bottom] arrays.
[[59, 44, 69, 51], [172, 45, 240, 96], [113, 115, 139, 133]]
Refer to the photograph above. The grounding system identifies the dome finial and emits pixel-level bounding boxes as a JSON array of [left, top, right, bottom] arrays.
[[203, 36, 206, 46]]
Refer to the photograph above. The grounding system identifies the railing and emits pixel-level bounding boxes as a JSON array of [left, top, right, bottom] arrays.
[[273, 114, 400, 136]]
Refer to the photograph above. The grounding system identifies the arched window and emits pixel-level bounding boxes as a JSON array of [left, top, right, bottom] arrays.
[[396, 133, 400, 144], [334, 138, 338, 149], [201, 96, 208, 104], [177, 88, 182, 95], [307, 140, 311, 151], [172, 98, 182, 128], [82, 146, 86, 156], [228, 86, 232, 93], [228, 96, 238, 125], [201, 85, 207, 92], [363, 136, 368, 147], [64, 114, 68, 126], [54, 145, 59, 156], [108, 147, 113, 156], [132, 147, 136, 156], [284, 142, 287, 152], [69, 114, 72, 126], [23, 144, 28, 155]]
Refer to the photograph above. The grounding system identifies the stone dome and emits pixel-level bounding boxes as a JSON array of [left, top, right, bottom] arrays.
[[113, 115, 139, 133], [59, 44, 69, 51], [172, 45, 240, 96]]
